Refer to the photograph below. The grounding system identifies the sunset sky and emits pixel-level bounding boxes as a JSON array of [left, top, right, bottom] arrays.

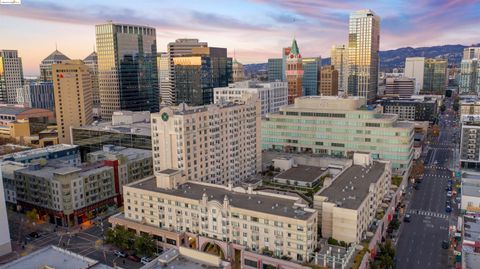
[[1, 0, 479, 76]]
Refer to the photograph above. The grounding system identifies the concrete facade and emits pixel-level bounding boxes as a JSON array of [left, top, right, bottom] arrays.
[[152, 99, 261, 186], [214, 80, 288, 117]]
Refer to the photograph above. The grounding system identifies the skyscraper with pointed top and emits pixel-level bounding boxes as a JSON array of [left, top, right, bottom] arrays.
[[39, 49, 70, 82], [285, 38, 304, 104]]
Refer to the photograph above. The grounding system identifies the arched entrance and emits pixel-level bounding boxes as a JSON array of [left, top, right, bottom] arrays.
[[188, 236, 197, 249], [202, 242, 225, 260]]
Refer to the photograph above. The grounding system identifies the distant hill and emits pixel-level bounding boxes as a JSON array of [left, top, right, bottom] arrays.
[[244, 43, 479, 74]]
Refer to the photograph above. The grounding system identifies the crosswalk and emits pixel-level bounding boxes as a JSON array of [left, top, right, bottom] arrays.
[[425, 165, 449, 171], [423, 173, 451, 178], [407, 209, 449, 220]]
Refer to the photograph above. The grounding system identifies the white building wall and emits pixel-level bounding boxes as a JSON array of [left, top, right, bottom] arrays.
[[404, 57, 425, 94], [0, 169, 12, 256]]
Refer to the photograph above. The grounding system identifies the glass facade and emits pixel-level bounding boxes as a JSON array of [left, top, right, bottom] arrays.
[[71, 128, 151, 161], [174, 56, 213, 106], [261, 99, 414, 173], [422, 59, 447, 95], [347, 10, 380, 103], [268, 58, 283, 82], [96, 23, 159, 119], [302, 57, 321, 96]]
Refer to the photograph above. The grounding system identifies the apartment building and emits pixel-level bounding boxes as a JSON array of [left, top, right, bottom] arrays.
[[460, 114, 480, 169], [1, 144, 80, 165], [378, 96, 438, 122], [262, 96, 413, 174], [110, 170, 317, 263], [151, 98, 261, 186], [214, 80, 288, 117], [86, 145, 153, 187], [314, 153, 392, 243], [14, 162, 116, 226]]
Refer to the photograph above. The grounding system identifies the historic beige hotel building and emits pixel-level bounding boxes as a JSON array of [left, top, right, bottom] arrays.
[[151, 97, 261, 186]]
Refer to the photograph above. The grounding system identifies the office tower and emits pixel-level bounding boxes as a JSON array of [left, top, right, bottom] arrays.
[[302, 57, 321, 96], [214, 80, 288, 117], [319, 65, 339, 96], [164, 39, 208, 105], [463, 47, 480, 60], [262, 96, 414, 174], [16, 81, 54, 111], [347, 9, 380, 102], [282, 47, 291, 82], [83, 51, 100, 116], [151, 97, 261, 186], [331, 45, 348, 94], [422, 58, 447, 95], [285, 38, 303, 104], [157, 52, 169, 104], [0, 50, 23, 104], [173, 47, 230, 106], [232, 58, 245, 82], [39, 49, 70, 82], [404, 57, 425, 94], [384, 77, 415, 98], [460, 59, 478, 94], [52, 60, 93, 144], [0, 167, 12, 255], [267, 58, 283, 82], [173, 56, 212, 106], [96, 22, 159, 119]]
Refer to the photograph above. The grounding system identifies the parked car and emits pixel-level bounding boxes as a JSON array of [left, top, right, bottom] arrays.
[[442, 240, 449, 249], [141, 257, 153, 265], [445, 205, 452, 213], [404, 214, 411, 223], [447, 191, 452, 197], [127, 254, 141, 262], [26, 232, 40, 240], [114, 250, 127, 258]]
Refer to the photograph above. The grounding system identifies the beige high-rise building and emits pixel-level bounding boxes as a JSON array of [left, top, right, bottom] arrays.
[[52, 60, 93, 144], [330, 45, 348, 94], [157, 52, 169, 105], [151, 96, 261, 186], [347, 9, 380, 102], [404, 57, 425, 94], [319, 65, 339, 96]]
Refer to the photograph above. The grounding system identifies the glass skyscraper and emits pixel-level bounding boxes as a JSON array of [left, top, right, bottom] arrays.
[[347, 9, 380, 103], [96, 23, 159, 119], [422, 58, 447, 95], [302, 57, 321, 96], [267, 58, 283, 82]]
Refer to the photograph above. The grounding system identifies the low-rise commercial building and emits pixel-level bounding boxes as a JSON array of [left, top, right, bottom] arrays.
[[214, 80, 288, 117], [384, 77, 415, 98], [1, 144, 80, 165], [72, 111, 152, 160], [461, 215, 480, 269], [0, 245, 114, 269], [460, 114, 480, 169], [461, 172, 480, 213], [313, 153, 392, 243], [377, 96, 438, 122], [110, 170, 317, 264], [274, 165, 328, 189], [262, 96, 413, 175]]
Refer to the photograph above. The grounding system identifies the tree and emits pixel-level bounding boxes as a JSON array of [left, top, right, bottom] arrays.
[[371, 240, 396, 269], [410, 161, 425, 179], [440, 104, 446, 113], [134, 233, 156, 257], [105, 225, 135, 251], [26, 209, 38, 222]]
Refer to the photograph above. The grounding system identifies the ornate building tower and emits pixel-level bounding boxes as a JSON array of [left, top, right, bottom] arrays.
[[285, 38, 304, 104]]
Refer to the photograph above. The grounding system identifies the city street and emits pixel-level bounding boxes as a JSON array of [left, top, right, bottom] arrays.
[[6, 210, 143, 269], [396, 96, 459, 269]]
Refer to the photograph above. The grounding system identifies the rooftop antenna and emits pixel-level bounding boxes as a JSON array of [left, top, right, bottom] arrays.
[[55, 42, 58, 51]]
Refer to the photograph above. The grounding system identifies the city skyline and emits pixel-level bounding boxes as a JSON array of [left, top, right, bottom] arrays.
[[1, 0, 479, 76]]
